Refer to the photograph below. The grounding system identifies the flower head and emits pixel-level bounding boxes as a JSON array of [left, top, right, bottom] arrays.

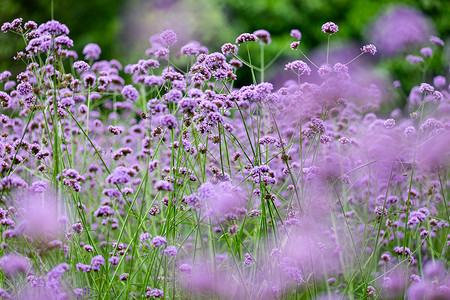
[[321, 22, 339, 34]]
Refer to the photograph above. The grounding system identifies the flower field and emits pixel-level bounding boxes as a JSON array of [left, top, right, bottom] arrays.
[[0, 17, 449, 299]]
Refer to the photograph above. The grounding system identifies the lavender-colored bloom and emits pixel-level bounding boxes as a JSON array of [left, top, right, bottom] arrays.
[[93, 205, 115, 217], [370, 6, 433, 55], [321, 22, 339, 34], [284, 60, 311, 75], [433, 75, 446, 88], [393, 80, 401, 88], [17, 82, 32, 96], [406, 55, 424, 65], [37, 20, 69, 35], [72, 222, 83, 233], [82, 73, 96, 87], [333, 63, 348, 75], [54, 35, 73, 48], [185, 194, 202, 210], [160, 29, 177, 47], [119, 273, 129, 281], [384, 118, 395, 129], [243, 253, 253, 266], [76, 263, 91, 273], [221, 43, 238, 56], [149, 288, 164, 298], [290, 41, 300, 50], [0, 254, 30, 276], [154, 180, 174, 191], [106, 166, 133, 185], [160, 114, 177, 129], [121, 84, 139, 102], [31, 180, 49, 193], [109, 256, 120, 266], [235, 33, 257, 44], [429, 35, 444, 46], [433, 91, 443, 101], [253, 29, 271, 44], [361, 44, 377, 55], [179, 264, 192, 273], [140, 233, 152, 243], [0, 71, 11, 82], [90, 255, 105, 271], [317, 64, 332, 76], [419, 83, 434, 94], [420, 47, 432, 57], [0, 288, 11, 299], [108, 125, 124, 135], [83, 43, 101, 60], [151, 236, 167, 248], [162, 246, 178, 257], [290, 29, 302, 40]]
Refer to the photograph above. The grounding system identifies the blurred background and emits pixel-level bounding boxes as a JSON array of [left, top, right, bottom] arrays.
[[1, 0, 449, 107]]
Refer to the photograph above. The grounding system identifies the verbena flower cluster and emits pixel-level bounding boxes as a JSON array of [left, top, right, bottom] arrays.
[[0, 17, 449, 299]]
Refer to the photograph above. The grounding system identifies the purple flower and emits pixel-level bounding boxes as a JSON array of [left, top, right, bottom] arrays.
[[290, 29, 302, 40], [384, 119, 396, 129], [420, 47, 432, 57], [243, 253, 253, 266], [221, 43, 238, 56], [253, 29, 271, 44], [76, 263, 91, 273], [284, 60, 311, 75], [119, 273, 129, 281], [361, 44, 377, 55], [93, 205, 115, 217], [321, 22, 339, 34], [0, 254, 30, 276], [433, 75, 446, 88], [185, 194, 202, 210], [154, 180, 174, 191], [160, 29, 177, 47], [160, 114, 177, 129], [108, 125, 124, 135], [179, 264, 192, 273], [38, 20, 69, 35], [162, 246, 178, 257], [429, 35, 444, 46], [90, 255, 105, 271], [121, 84, 139, 102], [83, 43, 101, 60], [149, 288, 164, 298], [151, 236, 167, 248], [0, 71, 11, 82], [370, 7, 432, 55], [290, 41, 300, 50], [109, 256, 120, 266], [393, 80, 401, 88], [419, 83, 434, 94], [406, 55, 424, 65], [235, 33, 257, 44], [106, 166, 134, 185]]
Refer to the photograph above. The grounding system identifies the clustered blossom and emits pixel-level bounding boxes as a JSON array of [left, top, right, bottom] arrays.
[[384, 118, 395, 129], [83, 43, 101, 60], [321, 22, 339, 34], [290, 29, 302, 40], [235, 33, 257, 44], [361, 44, 377, 55], [253, 29, 271, 44], [284, 60, 311, 75], [221, 43, 238, 56], [159, 29, 177, 47]]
